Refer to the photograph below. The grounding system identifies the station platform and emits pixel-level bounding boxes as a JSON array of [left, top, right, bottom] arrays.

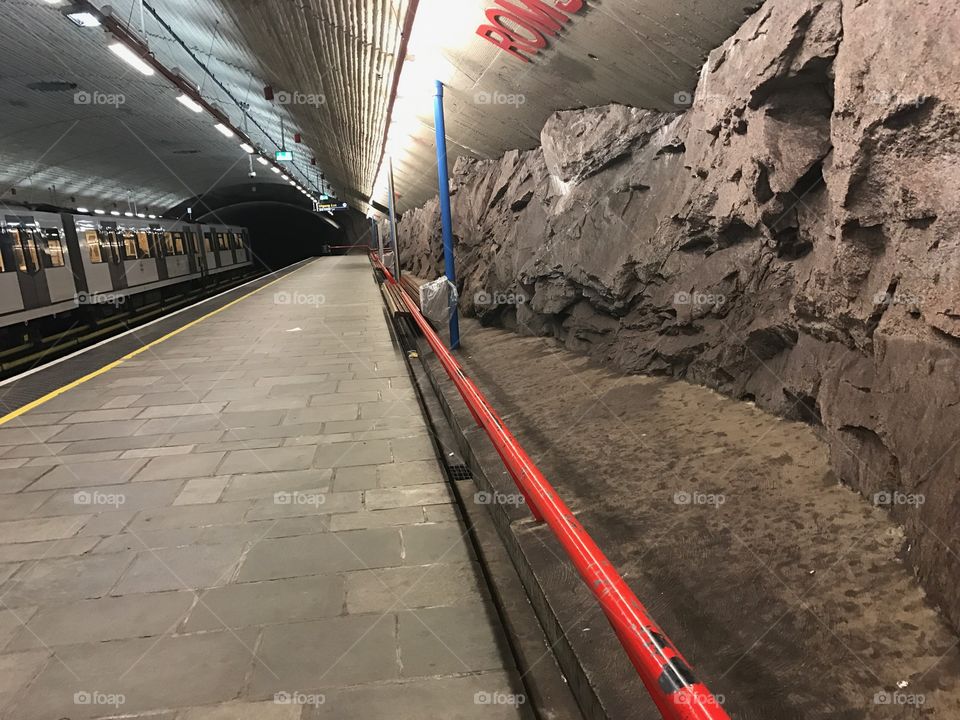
[[0, 257, 531, 719]]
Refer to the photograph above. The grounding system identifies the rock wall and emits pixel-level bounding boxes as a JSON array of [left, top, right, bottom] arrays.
[[394, 0, 960, 630]]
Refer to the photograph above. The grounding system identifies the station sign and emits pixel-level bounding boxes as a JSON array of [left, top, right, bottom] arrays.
[[316, 202, 348, 212], [477, 0, 585, 63]]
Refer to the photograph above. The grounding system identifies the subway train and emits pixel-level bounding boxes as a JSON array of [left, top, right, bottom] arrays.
[[0, 208, 252, 328]]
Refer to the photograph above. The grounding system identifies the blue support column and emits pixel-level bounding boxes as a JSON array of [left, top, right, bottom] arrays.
[[433, 80, 460, 349], [386, 157, 401, 282]]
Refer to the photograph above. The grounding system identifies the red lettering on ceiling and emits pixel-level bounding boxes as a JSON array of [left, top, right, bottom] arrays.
[[476, 0, 585, 62]]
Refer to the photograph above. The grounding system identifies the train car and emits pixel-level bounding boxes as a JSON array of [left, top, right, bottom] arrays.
[[0, 207, 253, 330], [201, 222, 250, 274], [0, 210, 78, 327]]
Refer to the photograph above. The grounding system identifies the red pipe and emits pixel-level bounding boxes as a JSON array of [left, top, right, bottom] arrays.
[[369, 252, 731, 720]]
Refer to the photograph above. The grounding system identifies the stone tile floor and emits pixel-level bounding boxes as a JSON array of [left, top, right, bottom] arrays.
[[0, 257, 532, 719]]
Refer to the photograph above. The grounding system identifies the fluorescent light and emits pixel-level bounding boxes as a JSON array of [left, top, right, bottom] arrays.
[[240, 143, 254, 154], [148, 214, 157, 219], [136, 213, 146, 218], [257, 156, 269, 166], [110, 210, 120, 216], [108, 41, 154, 76], [124, 211, 133, 217], [76, 207, 88, 213], [280, 174, 288, 180], [65, 10, 100, 27], [176, 94, 203, 112], [271, 167, 281, 174], [214, 123, 235, 138], [94, 209, 105, 214], [289, 181, 296, 186]]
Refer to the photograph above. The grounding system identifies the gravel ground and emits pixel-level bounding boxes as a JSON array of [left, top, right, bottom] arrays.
[[454, 319, 960, 720]]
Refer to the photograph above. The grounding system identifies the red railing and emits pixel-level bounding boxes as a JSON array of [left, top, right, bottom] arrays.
[[369, 252, 731, 720]]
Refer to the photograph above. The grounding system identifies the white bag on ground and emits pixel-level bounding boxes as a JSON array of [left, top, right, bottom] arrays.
[[419, 276, 459, 324], [381, 251, 395, 273]]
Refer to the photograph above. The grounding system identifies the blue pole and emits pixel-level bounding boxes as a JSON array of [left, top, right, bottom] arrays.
[[433, 80, 460, 349], [386, 157, 401, 281]]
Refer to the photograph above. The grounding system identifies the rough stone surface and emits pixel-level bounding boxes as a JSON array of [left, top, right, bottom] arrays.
[[395, 0, 960, 631]]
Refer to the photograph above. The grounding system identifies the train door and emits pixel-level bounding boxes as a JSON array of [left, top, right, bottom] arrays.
[[204, 229, 218, 271], [120, 224, 159, 287], [38, 224, 74, 302], [237, 230, 249, 263], [216, 229, 231, 269], [150, 225, 168, 281], [188, 228, 206, 278], [98, 221, 128, 291], [227, 230, 238, 265], [73, 219, 111, 294], [3, 216, 50, 310]]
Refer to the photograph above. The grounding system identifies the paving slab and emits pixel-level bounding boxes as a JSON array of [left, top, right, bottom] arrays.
[[6, 590, 195, 650], [134, 452, 225, 482], [218, 446, 315, 474], [183, 574, 344, 631], [0, 552, 135, 607], [0, 467, 51, 494], [248, 614, 398, 695], [237, 528, 402, 581], [112, 542, 245, 594], [29, 458, 148, 490], [6, 629, 258, 720], [303, 672, 532, 719]]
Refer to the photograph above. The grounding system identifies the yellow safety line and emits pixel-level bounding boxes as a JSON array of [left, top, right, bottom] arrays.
[[0, 261, 313, 427]]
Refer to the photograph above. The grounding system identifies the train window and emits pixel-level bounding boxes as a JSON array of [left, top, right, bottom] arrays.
[[42, 229, 65, 268], [9, 228, 41, 273], [188, 232, 200, 254], [121, 231, 138, 260], [136, 231, 152, 258], [204, 232, 213, 252], [216, 232, 228, 250], [227, 232, 236, 249], [103, 229, 121, 264], [172, 232, 185, 255], [10, 231, 26, 272], [163, 232, 175, 255], [84, 230, 104, 263]]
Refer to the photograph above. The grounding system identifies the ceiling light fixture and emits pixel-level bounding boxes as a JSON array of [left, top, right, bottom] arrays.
[[240, 143, 254, 154], [271, 167, 281, 174], [94, 209, 105, 215], [124, 211, 133, 217], [76, 207, 88, 213], [148, 214, 157, 219], [62, 4, 100, 27], [176, 94, 203, 112], [257, 156, 269, 166], [108, 41, 154, 76], [214, 123, 235, 138], [110, 210, 120, 216]]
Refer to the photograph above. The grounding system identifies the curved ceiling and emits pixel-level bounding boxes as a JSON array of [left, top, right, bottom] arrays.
[[0, 0, 755, 217]]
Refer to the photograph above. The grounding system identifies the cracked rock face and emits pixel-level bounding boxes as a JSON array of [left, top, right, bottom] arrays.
[[393, 0, 960, 630]]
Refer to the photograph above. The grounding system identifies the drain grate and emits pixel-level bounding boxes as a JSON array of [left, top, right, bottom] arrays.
[[447, 464, 473, 481]]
